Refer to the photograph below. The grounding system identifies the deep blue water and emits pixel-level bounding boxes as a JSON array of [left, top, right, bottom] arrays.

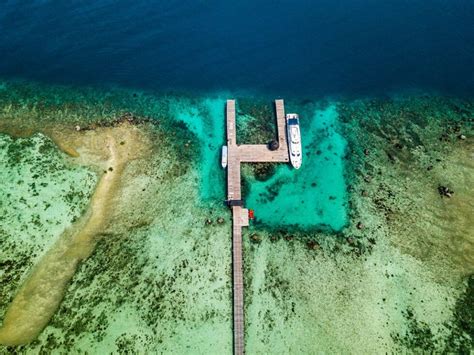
[[0, 0, 473, 97]]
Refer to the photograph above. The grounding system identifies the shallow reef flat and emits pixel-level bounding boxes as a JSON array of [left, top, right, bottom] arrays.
[[0, 82, 233, 353], [0, 133, 96, 331], [0, 81, 472, 353], [244, 96, 473, 353]]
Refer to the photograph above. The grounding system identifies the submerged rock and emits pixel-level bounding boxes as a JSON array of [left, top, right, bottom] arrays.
[[250, 233, 261, 243], [438, 185, 454, 198], [306, 240, 320, 250], [252, 163, 276, 182]]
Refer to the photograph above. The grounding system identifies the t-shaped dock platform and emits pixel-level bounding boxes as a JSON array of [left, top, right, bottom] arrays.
[[226, 99, 289, 354]]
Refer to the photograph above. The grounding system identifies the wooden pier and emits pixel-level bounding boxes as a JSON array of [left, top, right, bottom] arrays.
[[226, 99, 289, 355]]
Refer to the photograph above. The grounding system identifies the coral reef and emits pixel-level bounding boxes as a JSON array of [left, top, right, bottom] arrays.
[[0, 81, 472, 353]]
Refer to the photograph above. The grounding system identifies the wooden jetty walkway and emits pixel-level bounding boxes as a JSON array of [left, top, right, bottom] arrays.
[[226, 99, 289, 354]]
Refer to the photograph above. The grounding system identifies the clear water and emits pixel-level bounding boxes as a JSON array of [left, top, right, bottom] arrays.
[[0, 0, 473, 352], [0, 79, 472, 354], [0, 1, 473, 96], [245, 105, 348, 231], [168, 98, 348, 231], [169, 96, 227, 201]]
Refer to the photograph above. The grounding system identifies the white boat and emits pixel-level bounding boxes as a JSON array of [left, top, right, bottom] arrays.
[[221, 145, 228, 168], [286, 113, 302, 169]]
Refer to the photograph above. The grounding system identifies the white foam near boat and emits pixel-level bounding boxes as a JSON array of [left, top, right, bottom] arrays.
[[286, 113, 302, 169], [221, 145, 228, 168]]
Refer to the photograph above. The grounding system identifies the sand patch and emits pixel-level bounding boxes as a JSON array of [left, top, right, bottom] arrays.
[[0, 122, 150, 345]]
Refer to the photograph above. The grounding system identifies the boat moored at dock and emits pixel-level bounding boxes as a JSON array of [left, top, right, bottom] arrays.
[[221, 145, 228, 168], [286, 113, 302, 169]]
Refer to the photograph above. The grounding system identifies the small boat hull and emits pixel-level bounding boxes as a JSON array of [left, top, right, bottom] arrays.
[[221, 145, 228, 168]]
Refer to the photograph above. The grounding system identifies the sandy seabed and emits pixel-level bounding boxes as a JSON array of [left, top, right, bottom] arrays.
[[0, 81, 472, 353]]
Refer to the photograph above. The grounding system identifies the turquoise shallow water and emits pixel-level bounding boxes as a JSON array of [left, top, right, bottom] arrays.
[[245, 105, 348, 231], [170, 96, 348, 231], [0, 81, 472, 353], [169, 96, 227, 201]]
